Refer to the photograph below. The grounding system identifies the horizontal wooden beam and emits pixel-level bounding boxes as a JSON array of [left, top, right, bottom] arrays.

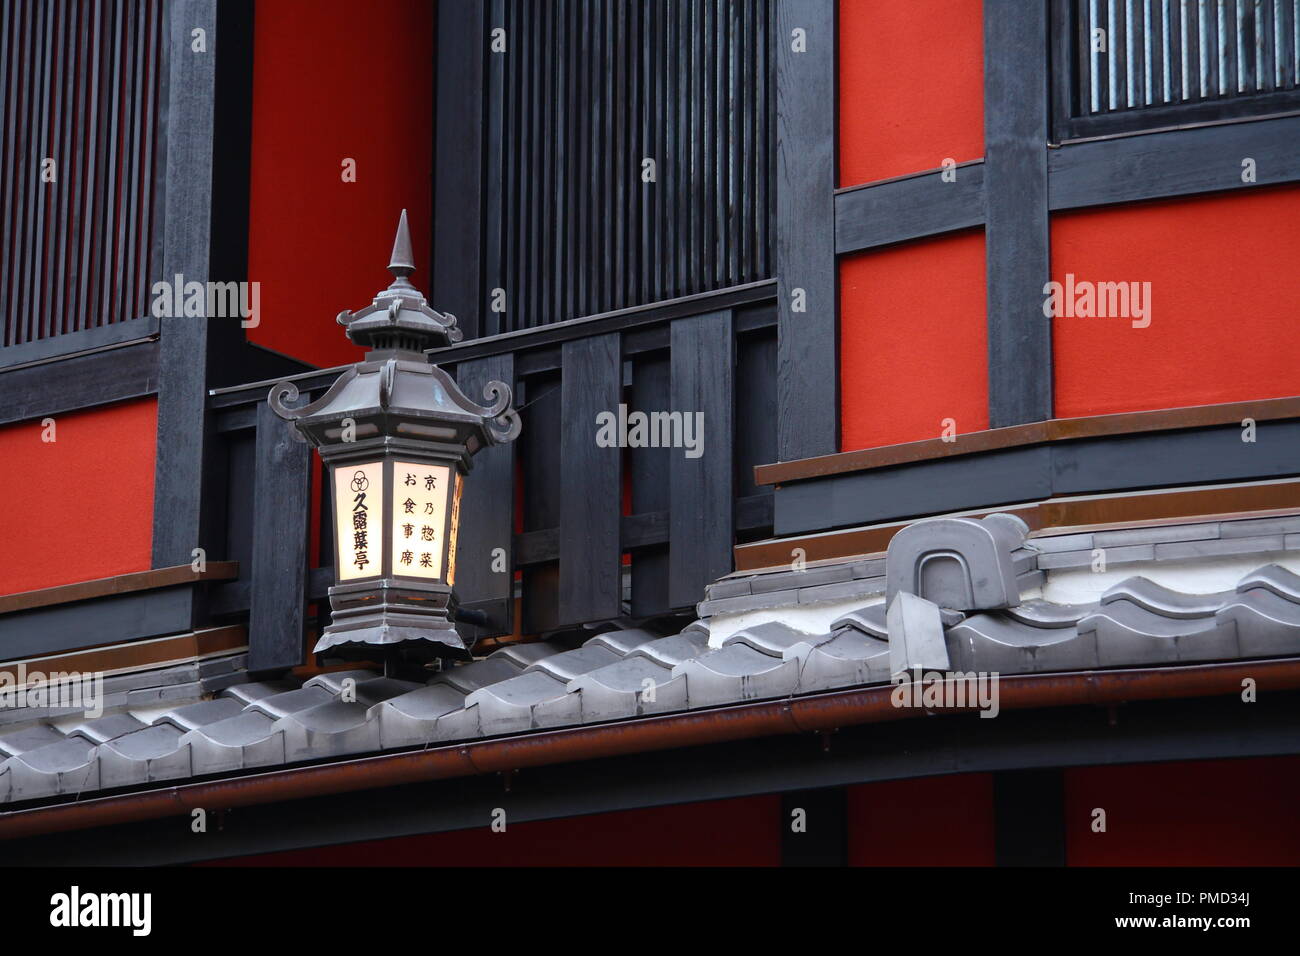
[[1049, 114, 1300, 210], [830, 115, 1300, 252], [773, 419, 1300, 535], [512, 494, 774, 568], [0, 625, 247, 684], [735, 478, 1300, 571], [835, 162, 985, 254], [444, 280, 778, 365], [0, 562, 238, 615], [757, 396, 1300, 486], [0, 316, 159, 372], [0, 340, 159, 426]]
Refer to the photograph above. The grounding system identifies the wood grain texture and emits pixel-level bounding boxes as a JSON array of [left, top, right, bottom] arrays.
[[756, 395, 1300, 485], [983, 0, 1052, 428], [770, 420, 1300, 536], [0, 562, 237, 615], [1050, 114, 1300, 209], [669, 310, 734, 607], [774, 0, 837, 460], [0, 339, 159, 426], [454, 353, 517, 639], [835, 163, 986, 253], [434, 0, 486, 340], [558, 333, 623, 624], [246, 400, 310, 673], [736, 481, 1300, 571]]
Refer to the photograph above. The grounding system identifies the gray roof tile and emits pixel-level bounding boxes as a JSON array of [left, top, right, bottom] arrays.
[[1236, 563, 1300, 601], [152, 698, 245, 732], [948, 616, 1098, 672], [672, 643, 800, 706], [220, 680, 300, 706], [628, 631, 710, 668], [524, 644, 622, 682], [0, 724, 67, 757], [583, 628, 661, 656], [247, 685, 337, 720], [62, 713, 147, 745], [1100, 577, 1231, 618]]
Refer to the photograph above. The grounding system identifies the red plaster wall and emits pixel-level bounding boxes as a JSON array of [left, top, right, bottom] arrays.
[[1064, 756, 1300, 866], [0, 400, 156, 597], [840, 230, 989, 451], [1052, 186, 1300, 418], [838, 0, 984, 187], [246, 0, 434, 370], [203, 795, 782, 866], [847, 773, 996, 865]]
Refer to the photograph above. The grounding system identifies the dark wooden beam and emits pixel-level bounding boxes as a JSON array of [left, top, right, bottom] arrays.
[[0, 625, 246, 681], [756, 395, 1300, 485], [983, 0, 1052, 428], [0, 562, 237, 615], [774, 0, 837, 461], [441, 280, 776, 364], [246, 401, 311, 674], [1050, 114, 1300, 209], [737, 480, 1300, 571], [0, 339, 158, 426], [150, 0, 246, 581], [0, 315, 158, 371], [433, 0, 487, 339], [557, 334, 623, 624], [669, 310, 735, 606], [771, 419, 1300, 536], [454, 353, 517, 640], [835, 163, 985, 254], [0, 586, 208, 660]]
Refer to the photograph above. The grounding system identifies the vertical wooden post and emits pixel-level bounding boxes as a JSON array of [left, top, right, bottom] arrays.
[[558, 333, 623, 624], [669, 310, 735, 607], [774, 0, 837, 462], [455, 354, 517, 639], [247, 400, 311, 673], [434, 0, 487, 339], [984, 0, 1052, 427]]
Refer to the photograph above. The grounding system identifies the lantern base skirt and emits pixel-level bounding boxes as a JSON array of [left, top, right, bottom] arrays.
[[313, 609, 471, 663]]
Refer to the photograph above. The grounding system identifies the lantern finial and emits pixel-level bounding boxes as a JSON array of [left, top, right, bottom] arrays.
[[387, 208, 415, 278], [334, 209, 462, 351]]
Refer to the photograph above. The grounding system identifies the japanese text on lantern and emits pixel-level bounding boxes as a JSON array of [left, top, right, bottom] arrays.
[[391, 462, 451, 580], [335, 462, 385, 581]]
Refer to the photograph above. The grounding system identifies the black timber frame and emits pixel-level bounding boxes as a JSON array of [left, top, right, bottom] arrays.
[[774, 0, 838, 462], [14, 688, 1300, 865], [773, 416, 1300, 536], [828, 1, 1300, 470], [432, 0, 487, 341], [0, 0, 314, 668], [984, 0, 1052, 427]]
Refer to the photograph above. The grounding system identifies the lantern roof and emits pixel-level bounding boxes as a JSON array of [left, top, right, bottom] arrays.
[[268, 355, 519, 460], [335, 209, 464, 353], [268, 211, 519, 459]]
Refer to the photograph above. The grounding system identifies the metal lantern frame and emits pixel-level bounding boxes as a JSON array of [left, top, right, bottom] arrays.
[[269, 211, 520, 663]]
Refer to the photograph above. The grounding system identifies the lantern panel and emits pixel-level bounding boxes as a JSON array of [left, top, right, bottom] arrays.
[[334, 462, 385, 581], [390, 461, 452, 580]]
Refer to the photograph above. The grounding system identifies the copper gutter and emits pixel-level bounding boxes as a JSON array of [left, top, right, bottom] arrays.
[[3, 657, 1298, 841]]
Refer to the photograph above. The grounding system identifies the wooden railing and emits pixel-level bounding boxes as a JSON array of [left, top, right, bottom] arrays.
[[207, 281, 777, 667]]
